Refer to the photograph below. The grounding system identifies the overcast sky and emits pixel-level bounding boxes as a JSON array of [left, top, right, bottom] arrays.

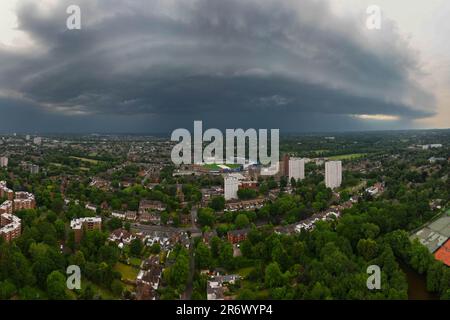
[[0, 0, 448, 133]]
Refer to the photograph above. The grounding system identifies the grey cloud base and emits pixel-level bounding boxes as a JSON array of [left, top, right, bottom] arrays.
[[0, 0, 436, 132]]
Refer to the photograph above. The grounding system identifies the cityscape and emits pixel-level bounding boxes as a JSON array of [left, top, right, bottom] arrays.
[[0, 130, 449, 300], [0, 0, 449, 306]]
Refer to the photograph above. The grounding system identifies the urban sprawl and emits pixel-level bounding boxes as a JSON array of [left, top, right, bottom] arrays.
[[0, 130, 449, 300]]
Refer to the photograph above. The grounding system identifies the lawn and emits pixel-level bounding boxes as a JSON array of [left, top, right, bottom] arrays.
[[129, 257, 142, 268], [114, 262, 140, 281], [70, 156, 100, 164], [328, 153, 367, 160], [237, 267, 254, 278], [202, 163, 241, 170], [81, 279, 119, 300]]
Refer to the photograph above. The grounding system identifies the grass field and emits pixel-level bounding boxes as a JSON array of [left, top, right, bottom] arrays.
[[129, 257, 142, 268], [82, 279, 119, 300], [114, 262, 139, 281], [237, 267, 254, 278], [202, 163, 241, 170], [328, 153, 367, 160], [313, 149, 329, 154], [70, 156, 100, 164]]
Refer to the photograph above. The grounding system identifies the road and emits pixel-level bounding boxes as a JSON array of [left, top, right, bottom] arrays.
[[181, 237, 196, 300], [131, 222, 200, 235]]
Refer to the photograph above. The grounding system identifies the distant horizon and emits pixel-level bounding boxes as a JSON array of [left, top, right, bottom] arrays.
[[1, 127, 449, 138]]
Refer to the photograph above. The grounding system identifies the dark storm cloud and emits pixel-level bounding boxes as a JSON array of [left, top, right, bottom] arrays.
[[0, 0, 437, 132]]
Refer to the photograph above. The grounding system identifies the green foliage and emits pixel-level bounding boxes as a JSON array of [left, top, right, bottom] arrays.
[[198, 207, 216, 227], [209, 196, 225, 211], [235, 214, 250, 229], [46, 271, 67, 300], [129, 239, 143, 257]]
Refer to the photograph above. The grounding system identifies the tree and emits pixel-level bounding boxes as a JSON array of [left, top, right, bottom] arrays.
[[209, 196, 225, 211], [107, 217, 123, 231], [129, 239, 143, 257], [409, 241, 432, 274], [161, 212, 170, 225], [98, 245, 120, 265], [54, 219, 66, 239], [81, 285, 95, 300], [166, 248, 190, 291], [235, 214, 250, 229], [195, 242, 211, 270], [210, 236, 221, 258], [238, 289, 256, 300], [149, 243, 161, 254], [265, 262, 284, 288], [237, 188, 257, 200], [308, 282, 332, 300], [357, 239, 378, 261], [111, 279, 124, 297], [427, 261, 444, 293], [46, 271, 67, 300], [198, 208, 216, 227], [219, 242, 234, 270], [18, 286, 42, 300], [0, 280, 16, 300]]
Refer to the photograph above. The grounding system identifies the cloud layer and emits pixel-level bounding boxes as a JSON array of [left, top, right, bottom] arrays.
[[0, 0, 436, 132]]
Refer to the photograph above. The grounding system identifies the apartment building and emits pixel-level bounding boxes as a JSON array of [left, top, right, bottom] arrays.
[[224, 175, 240, 200], [13, 192, 36, 211], [70, 217, 102, 243], [325, 161, 342, 189], [0, 182, 35, 242], [0, 156, 8, 168], [0, 213, 21, 242], [0, 181, 14, 201], [227, 229, 250, 244], [288, 157, 305, 182]]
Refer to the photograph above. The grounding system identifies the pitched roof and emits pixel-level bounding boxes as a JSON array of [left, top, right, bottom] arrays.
[[434, 239, 450, 267]]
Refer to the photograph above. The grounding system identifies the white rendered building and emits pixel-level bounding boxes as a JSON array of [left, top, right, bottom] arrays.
[[288, 157, 305, 182], [224, 175, 240, 200], [325, 161, 342, 189]]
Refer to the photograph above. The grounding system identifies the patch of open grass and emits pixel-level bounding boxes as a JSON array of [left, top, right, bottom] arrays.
[[237, 267, 254, 278], [328, 153, 367, 161], [70, 156, 100, 164], [82, 279, 119, 300], [114, 262, 140, 281]]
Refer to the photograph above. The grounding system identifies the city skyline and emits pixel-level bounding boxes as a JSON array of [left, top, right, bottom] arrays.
[[0, 0, 449, 133]]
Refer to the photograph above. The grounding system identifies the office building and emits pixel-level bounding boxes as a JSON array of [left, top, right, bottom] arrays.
[[325, 161, 342, 189]]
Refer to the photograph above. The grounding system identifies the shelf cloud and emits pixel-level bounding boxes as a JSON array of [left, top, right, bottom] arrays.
[[0, 0, 437, 132]]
